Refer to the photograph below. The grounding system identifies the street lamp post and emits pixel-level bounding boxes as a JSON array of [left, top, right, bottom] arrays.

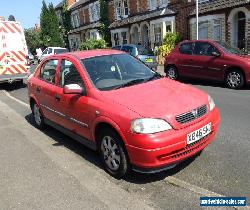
[[196, 0, 199, 40]]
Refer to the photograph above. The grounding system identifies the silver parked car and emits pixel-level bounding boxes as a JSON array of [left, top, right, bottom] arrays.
[[112, 44, 158, 70]]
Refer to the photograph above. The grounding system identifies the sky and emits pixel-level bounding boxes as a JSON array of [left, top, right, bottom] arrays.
[[0, 0, 61, 29]]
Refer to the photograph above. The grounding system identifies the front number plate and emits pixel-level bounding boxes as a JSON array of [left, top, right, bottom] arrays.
[[187, 123, 211, 145]]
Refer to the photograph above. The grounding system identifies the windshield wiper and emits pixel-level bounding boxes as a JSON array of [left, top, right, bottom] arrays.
[[114, 78, 146, 89]]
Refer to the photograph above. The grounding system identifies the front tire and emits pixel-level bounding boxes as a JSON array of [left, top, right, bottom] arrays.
[[165, 65, 178, 80], [32, 102, 45, 129], [98, 128, 130, 178], [225, 70, 244, 89]]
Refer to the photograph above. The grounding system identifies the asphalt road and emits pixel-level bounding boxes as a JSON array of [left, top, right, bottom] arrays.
[[0, 65, 249, 209]]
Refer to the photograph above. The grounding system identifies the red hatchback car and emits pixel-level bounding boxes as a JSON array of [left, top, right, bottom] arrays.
[[164, 40, 250, 89], [28, 50, 220, 178]]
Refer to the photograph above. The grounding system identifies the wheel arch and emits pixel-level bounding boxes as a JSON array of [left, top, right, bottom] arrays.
[[93, 117, 128, 146]]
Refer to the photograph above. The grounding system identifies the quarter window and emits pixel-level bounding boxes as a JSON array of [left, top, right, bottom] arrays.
[[59, 60, 83, 87], [40, 60, 58, 84], [179, 43, 193, 55]]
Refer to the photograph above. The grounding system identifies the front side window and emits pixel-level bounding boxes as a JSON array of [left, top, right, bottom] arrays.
[[59, 60, 83, 87], [40, 59, 58, 84], [193, 42, 219, 56], [82, 54, 160, 91], [179, 43, 193, 55]]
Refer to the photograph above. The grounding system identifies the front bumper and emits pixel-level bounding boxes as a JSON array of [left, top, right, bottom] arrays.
[[125, 108, 220, 172]]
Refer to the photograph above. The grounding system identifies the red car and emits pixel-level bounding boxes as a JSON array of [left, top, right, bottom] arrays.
[[28, 50, 220, 178], [164, 40, 250, 89]]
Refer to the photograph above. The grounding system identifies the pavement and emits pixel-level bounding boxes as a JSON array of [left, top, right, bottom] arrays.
[[0, 64, 249, 209]]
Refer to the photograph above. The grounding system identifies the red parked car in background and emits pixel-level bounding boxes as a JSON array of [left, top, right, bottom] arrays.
[[164, 40, 250, 89], [28, 50, 220, 178]]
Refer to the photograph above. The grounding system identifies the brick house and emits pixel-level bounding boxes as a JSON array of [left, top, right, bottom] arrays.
[[108, 0, 195, 48], [189, 0, 250, 51], [56, 0, 102, 51]]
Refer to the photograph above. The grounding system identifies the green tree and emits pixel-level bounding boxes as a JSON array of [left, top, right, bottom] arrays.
[[40, 0, 63, 47], [24, 28, 42, 53], [99, 0, 111, 45], [60, 0, 72, 48]]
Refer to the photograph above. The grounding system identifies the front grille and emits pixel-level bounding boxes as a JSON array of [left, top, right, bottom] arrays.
[[176, 105, 207, 124]]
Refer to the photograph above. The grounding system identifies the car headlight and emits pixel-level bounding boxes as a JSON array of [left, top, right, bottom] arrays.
[[208, 95, 215, 111], [131, 118, 172, 134]]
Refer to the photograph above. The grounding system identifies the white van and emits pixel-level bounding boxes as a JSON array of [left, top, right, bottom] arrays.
[[0, 17, 29, 84], [38, 47, 68, 63]]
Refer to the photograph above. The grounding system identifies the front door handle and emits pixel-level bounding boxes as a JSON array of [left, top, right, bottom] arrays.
[[55, 95, 61, 101]]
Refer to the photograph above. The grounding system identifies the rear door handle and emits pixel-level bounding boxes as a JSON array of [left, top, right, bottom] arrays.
[[55, 95, 61, 101]]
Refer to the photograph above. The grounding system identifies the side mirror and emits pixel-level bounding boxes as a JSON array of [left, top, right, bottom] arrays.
[[63, 84, 85, 95], [211, 51, 220, 57]]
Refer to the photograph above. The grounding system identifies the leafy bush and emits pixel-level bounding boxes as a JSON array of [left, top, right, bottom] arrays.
[[158, 32, 181, 57], [80, 39, 107, 50], [157, 32, 181, 64]]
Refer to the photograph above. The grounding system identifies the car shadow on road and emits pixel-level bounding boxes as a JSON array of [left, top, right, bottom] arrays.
[[0, 82, 27, 91], [25, 113, 199, 184], [179, 77, 250, 90]]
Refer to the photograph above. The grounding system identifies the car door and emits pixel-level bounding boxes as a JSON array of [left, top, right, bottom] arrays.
[[54, 58, 93, 140], [177, 42, 197, 77], [37, 59, 60, 123], [193, 42, 225, 80]]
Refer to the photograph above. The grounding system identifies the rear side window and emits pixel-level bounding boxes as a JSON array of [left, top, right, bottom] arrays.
[[179, 43, 193, 55], [40, 59, 58, 84]]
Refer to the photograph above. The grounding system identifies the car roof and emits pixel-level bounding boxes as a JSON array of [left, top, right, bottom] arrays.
[[181, 39, 217, 44], [58, 49, 126, 60]]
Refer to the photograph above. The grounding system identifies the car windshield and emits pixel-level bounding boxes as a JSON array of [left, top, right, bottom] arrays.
[[216, 42, 245, 55], [54, 49, 69, 54], [81, 54, 161, 91]]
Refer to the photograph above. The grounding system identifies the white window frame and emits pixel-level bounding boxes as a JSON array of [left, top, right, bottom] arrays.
[[213, 19, 222, 41], [114, 0, 129, 20], [159, 0, 169, 8], [149, 0, 157, 10], [71, 11, 80, 28], [89, 1, 100, 23]]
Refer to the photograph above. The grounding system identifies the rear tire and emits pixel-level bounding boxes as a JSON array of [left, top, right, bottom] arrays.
[[225, 70, 244, 89], [32, 102, 45, 129], [165, 65, 178, 80], [97, 128, 130, 178]]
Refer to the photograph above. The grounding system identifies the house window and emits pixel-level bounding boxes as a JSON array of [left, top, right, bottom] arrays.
[[213, 19, 221, 41], [121, 32, 127, 44], [149, 0, 157, 10], [71, 12, 80, 28], [114, 0, 129, 20], [89, 2, 100, 22], [159, 0, 169, 8], [114, 33, 119, 45], [154, 23, 162, 46], [198, 21, 209, 39]]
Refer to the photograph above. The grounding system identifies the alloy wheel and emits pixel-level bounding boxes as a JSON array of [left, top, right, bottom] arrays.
[[33, 104, 42, 126], [226, 71, 243, 89], [167, 66, 178, 80], [101, 136, 121, 171]]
